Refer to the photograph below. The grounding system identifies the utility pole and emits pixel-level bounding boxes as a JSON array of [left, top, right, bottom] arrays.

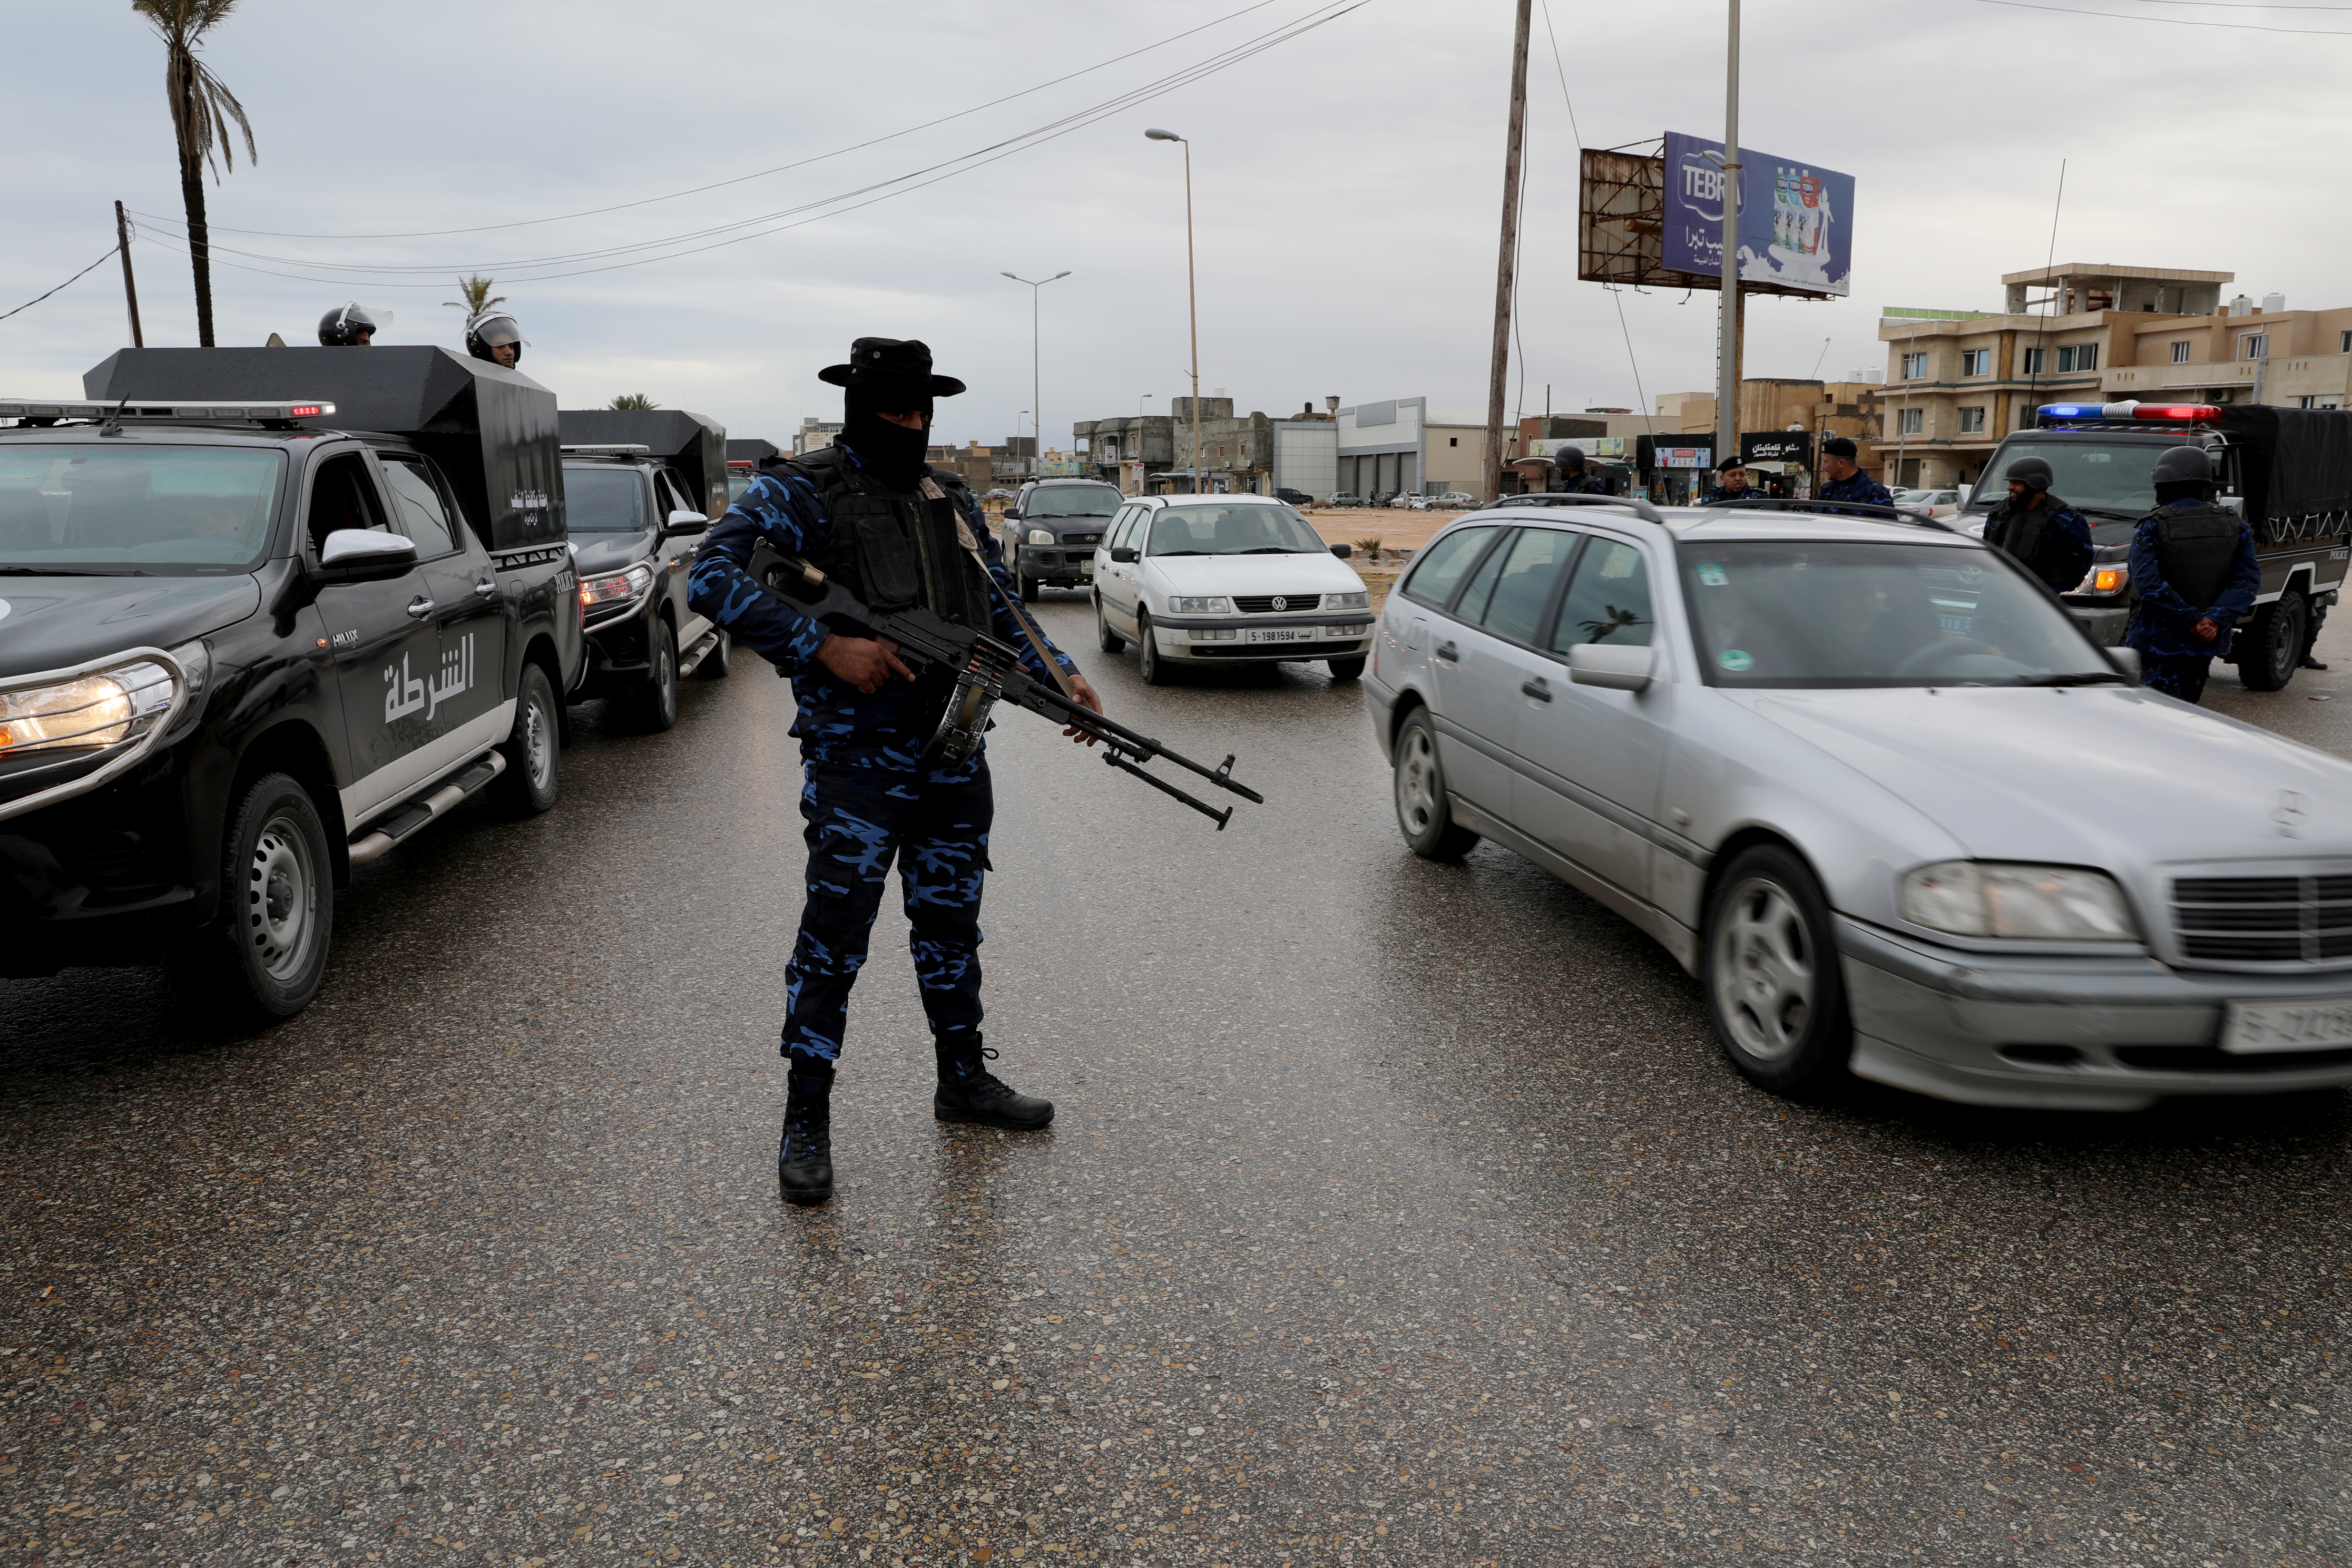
[[1483, 0, 1534, 504], [1714, 0, 1742, 476], [1144, 129, 1201, 491], [114, 201, 144, 348], [1002, 270, 1071, 478]]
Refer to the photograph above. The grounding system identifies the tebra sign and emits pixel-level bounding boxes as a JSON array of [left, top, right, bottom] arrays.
[[1662, 132, 1854, 298]]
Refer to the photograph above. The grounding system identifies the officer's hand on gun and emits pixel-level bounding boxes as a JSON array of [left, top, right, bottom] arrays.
[[1062, 672, 1105, 747], [817, 633, 916, 693]]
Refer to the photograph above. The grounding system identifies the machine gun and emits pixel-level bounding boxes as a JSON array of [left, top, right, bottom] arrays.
[[756, 550, 1265, 829]]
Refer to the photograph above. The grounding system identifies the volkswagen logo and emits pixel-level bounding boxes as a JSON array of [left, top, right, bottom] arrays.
[[2269, 789, 2311, 827], [1270, 595, 1288, 612]]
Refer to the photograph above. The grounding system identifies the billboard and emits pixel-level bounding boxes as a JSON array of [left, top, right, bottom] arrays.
[[1741, 431, 1814, 465], [1530, 436, 1627, 462], [1662, 132, 1853, 297]]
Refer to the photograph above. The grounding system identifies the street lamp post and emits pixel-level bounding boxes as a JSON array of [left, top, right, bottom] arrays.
[[1002, 270, 1070, 480], [1144, 128, 1201, 493]]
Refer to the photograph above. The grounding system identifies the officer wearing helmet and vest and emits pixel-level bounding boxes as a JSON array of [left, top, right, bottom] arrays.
[[466, 312, 525, 368], [686, 338, 1104, 1208], [1983, 456, 2093, 594], [1551, 446, 1606, 495], [318, 303, 387, 346], [2124, 443, 2261, 704]]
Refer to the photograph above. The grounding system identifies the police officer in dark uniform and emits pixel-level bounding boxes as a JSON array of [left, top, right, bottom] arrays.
[[1700, 454, 1754, 505], [318, 303, 386, 346], [1815, 436, 1892, 509], [1552, 447, 1607, 495], [465, 312, 525, 368], [1982, 455, 2093, 594], [687, 339, 1103, 1207], [2125, 444, 2261, 704]]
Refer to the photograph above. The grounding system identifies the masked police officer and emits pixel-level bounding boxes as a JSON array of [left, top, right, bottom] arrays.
[[318, 303, 386, 346], [2125, 444, 2260, 704], [1552, 446, 1607, 495], [466, 312, 525, 368], [1983, 456, 2093, 594], [1701, 454, 1753, 505], [1815, 436, 1892, 509], [686, 338, 1104, 1208]]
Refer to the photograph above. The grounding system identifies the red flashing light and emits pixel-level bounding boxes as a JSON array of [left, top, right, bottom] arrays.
[[287, 404, 324, 418], [2133, 404, 2219, 423]]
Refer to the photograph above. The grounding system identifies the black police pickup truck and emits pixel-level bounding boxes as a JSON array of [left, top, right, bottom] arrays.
[[1003, 477, 1123, 600], [556, 409, 729, 730], [0, 346, 582, 1022], [1963, 399, 2352, 689]]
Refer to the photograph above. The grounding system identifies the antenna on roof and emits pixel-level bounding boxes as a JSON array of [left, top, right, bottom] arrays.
[[98, 395, 131, 439]]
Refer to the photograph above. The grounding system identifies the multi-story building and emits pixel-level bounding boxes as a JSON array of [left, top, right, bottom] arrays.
[[1874, 262, 2352, 491], [793, 416, 842, 457]]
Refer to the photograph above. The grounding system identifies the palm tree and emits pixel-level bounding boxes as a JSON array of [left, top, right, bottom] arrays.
[[134, 0, 256, 348], [445, 275, 506, 322], [609, 394, 659, 411]]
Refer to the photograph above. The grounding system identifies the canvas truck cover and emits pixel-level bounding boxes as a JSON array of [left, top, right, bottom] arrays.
[[558, 409, 728, 518], [84, 346, 564, 551], [2217, 405, 2352, 545]]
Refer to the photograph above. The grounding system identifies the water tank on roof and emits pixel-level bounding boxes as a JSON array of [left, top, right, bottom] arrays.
[[2228, 294, 2255, 317], [2262, 292, 2286, 315]]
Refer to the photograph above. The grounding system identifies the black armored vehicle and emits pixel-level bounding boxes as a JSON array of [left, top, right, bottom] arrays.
[[1964, 399, 2352, 689], [0, 347, 583, 1021], [556, 408, 729, 730]]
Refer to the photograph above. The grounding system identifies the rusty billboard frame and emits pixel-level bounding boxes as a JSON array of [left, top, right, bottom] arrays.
[[1579, 142, 1829, 301]]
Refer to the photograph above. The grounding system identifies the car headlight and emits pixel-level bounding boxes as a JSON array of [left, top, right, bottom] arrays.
[[1326, 590, 1370, 611], [1027, 529, 1056, 546], [580, 563, 654, 610], [0, 657, 178, 761], [1167, 596, 1231, 614], [1899, 861, 2139, 942]]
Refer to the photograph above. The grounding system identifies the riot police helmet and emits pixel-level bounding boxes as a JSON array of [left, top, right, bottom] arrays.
[[2005, 456, 2054, 495], [466, 312, 525, 367], [2151, 443, 2217, 504], [318, 303, 388, 347], [1557, 445, 1587, 472]]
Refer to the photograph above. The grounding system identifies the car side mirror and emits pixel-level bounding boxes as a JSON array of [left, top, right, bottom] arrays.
[[1110, 546, 1139, 564], [315, 527, 418, 581], [1566, 642, 1655, 692], [2105, 645, 2142, 680], [1004, 508, 1022, 521], [1330, 543, 1353, 559], [661, 508, 709, 539]]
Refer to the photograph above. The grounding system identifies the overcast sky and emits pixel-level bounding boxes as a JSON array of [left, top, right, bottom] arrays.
[[5, 0, 2346, 450]]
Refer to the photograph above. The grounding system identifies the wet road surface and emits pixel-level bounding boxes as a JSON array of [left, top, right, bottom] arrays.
[[3, 603, 2349, 1567]]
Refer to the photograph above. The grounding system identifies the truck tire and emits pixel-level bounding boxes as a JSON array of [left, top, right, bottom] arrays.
[[166, 771, 334, 1026], [1021, 573, 1042, 603], [628, 618, 681, 731], [495, 662, 562, 817], [694, 629, 732, 680], [2236, 589, 2307, 692]]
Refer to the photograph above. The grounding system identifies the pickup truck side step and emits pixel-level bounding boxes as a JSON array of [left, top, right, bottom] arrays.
[[347, 751, 507, 867], [677, 628, 722, 679]]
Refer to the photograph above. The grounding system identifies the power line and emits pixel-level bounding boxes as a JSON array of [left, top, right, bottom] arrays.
[[1968, 0, 2352, 31], [138, 0, 1295, 243], [0, 248, 120, 326], [130, 1, 1365, 287]]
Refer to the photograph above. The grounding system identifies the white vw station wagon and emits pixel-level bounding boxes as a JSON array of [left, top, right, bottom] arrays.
[[1092, 495, 1374, 683]]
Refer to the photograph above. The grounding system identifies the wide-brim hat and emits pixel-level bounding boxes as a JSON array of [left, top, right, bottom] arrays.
[[818, 336, 966, 398]]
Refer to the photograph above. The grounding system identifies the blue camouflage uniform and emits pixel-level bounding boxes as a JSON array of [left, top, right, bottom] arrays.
[[1553, 472, 1607, 495], [1816, 471, 1894, 511], [685, 445, 1076, 1063], [2124, 499, 2261, 704]]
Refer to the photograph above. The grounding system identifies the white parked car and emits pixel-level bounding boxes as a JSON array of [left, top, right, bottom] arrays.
[[1409, 491, 1479, 511], [1092, 495, 1373, 683], [1363, 494, 2352, 1110]]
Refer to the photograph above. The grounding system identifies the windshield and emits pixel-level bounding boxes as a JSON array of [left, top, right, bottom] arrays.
[[1677, 540, 2115, 688], [1148, 503, 1325, 556], [1965, 440, 2173, 515], [1024, 486, 1121, 519], [564, 465, 650, 531], [0, 444, 283, 572]]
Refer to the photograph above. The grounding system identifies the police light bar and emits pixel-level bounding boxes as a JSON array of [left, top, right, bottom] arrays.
[[559, 443, 651, 456], [0, 397, 334, 421], [2037, 400, 2221, 424]]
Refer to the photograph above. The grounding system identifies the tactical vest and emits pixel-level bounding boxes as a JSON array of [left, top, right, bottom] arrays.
[[2140, 503, 2242, 612], [787, 446, 993, 629]]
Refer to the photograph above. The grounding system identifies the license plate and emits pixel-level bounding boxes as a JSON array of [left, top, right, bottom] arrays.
[[2220, 996, 2352, 1054], [1244, 628, 1316, 644]]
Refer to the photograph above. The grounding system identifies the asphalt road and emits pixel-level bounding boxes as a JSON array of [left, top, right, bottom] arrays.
[[4, 602, 2349, 1568]]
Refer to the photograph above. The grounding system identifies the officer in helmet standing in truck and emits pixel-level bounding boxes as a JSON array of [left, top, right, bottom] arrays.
[[1982, 455, 2093, 594], [2125, 444, 2261, 704], [466, 312, 526, 369]]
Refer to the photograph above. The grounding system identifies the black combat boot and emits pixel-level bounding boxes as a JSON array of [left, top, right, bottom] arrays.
[[933, 1033, 1054, 1130], [778, 1059, 836, 1207]]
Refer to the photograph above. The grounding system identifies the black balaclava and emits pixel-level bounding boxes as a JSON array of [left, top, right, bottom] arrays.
[[842, 385, 933, 490]]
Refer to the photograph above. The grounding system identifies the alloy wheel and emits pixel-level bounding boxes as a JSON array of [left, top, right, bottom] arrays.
[[1711, 876, 1815, 1063], [1395, 725, 1440, 836]]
